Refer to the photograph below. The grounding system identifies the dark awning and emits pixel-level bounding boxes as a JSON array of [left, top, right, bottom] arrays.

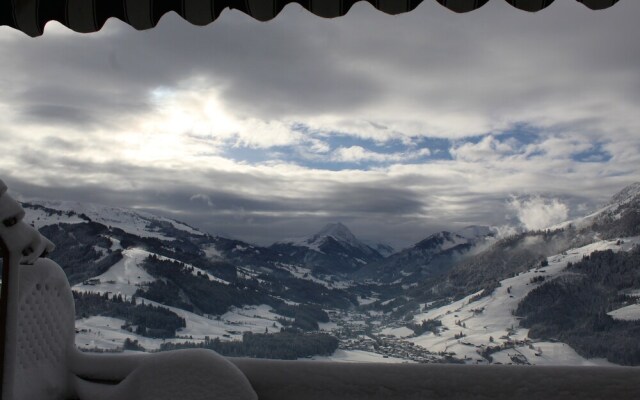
[[1, 0, 620, 37]]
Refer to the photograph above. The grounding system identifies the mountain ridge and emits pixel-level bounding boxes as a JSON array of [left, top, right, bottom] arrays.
[[14, 182, 640, 365]]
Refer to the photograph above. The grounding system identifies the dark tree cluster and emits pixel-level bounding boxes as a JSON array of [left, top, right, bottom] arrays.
[[40, 223, 123, 284], [272, 303, 330, 331], [567, 248, 640, 291], [139, 256, 337, 331], [258, 273, 356, 309], [74, 291, 186, 338], [517, 247, 640, 365], [138, 255, 270, 315], [530, 275, 546, 284], [592, 208, 640, 239], [140, 280, 194, 311], [408, 319, 442, 335], [123, 338, 146, 351], [160, 331, 338, 360]]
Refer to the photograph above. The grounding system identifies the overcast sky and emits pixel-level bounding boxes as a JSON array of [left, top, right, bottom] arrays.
[[1, 0, 639, 248]]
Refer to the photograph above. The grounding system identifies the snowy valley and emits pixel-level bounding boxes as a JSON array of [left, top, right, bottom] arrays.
[[17, 183, 640, 366]]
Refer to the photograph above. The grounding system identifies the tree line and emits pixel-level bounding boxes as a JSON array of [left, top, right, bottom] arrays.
[[160, 331, 338, 360], [74, 291, 186, 338]]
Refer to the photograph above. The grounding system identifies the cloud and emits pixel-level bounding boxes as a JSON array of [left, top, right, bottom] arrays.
[[190, 194, 214, 208], [4, 0, 640, 144], [508, 196, 570, 231], [450, 135, 518, 162], [331, 145, 430, 164], [1, 1, 640, 247]]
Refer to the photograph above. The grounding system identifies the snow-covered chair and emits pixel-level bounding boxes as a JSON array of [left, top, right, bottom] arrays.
[[0, 180, 257, 400]]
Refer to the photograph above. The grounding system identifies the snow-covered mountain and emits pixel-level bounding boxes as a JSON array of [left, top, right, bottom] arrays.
[[16, 182, 640, 365], [23, 200, 204, 241], [20, 200, 359, 355], [360, 226, 497, 283], [609, 182, 640, 207], [270, 223, 384, 274], [277, 222, 378, 255], [548, 182, 640, 236]]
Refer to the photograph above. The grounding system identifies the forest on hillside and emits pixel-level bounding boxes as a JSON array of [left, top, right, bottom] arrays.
[[517, 247, 640, 365]]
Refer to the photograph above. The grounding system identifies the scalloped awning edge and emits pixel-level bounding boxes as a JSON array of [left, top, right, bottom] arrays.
[[0, 0, 620, 38]]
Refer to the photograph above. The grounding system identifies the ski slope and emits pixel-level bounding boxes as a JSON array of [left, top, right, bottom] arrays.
[[73, 247, 230, 299], [73, 248, 156, 297]]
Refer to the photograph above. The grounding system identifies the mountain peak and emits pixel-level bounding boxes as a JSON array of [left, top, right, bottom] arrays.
[[304, 222, 381, 258], [313, 222, 357, 243], [610, 182, 640, 206]]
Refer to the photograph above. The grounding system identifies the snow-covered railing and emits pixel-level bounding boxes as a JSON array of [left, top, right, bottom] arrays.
[[231, 358, 640, 400]]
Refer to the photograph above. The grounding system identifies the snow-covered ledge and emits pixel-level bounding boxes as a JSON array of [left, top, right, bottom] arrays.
[[230, 358, 640, 400]]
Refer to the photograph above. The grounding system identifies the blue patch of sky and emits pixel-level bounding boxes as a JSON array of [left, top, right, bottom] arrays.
[[493, 124, 611, 163], [411, 137, 452, 161], [501, 125, 546, 159], [494, 124, 611, 163], [496, 123, 543, 147], [222, 125, 453, 170], [572, 142, 612, 163], [223, 123, 610, 169], [222, 145, 280, 164], [447, 124, 544, 158]]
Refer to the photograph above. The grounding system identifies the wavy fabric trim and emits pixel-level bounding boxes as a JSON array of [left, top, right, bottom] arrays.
[[1, 0, 620, 37]]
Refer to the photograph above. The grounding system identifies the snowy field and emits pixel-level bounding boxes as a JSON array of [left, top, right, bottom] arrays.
[[308, 350, 411, 363], [406, 237, 640, 365], [608, 304, 640, 321], [76, 303, 286, 351], [379, 327, 414, 338]]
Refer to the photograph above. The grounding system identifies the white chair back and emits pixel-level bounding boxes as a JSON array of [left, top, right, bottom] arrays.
[[12, 259, 76, 400], [1, 179, 61, 400]]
